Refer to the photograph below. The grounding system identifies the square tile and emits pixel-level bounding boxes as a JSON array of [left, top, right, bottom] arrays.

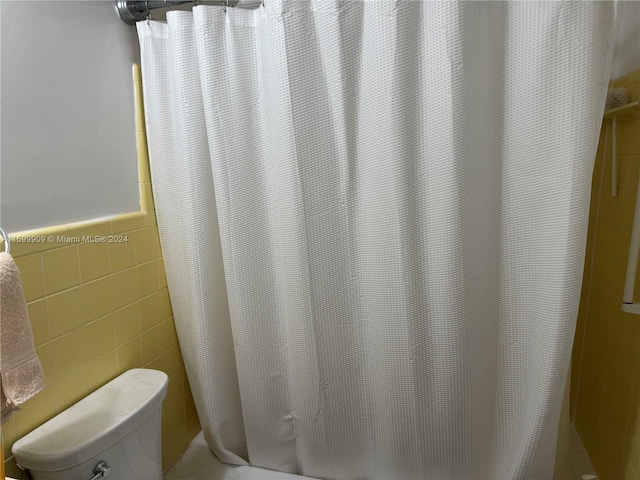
[[141, 324, 164, 364], [158, 258, 168, 288], [35, 343, 53, 387], [85, 314, 115, 362], [161, 318, 179, 348], [27, 299, 49, 346], [140, 291, 163, 332], [109, 235, 136, 273], [42, 246, 80, 295], [112, 267, 139, 309], [135, 227, 161, 264], [2, 417, 18, 460], [137, 260, 159, 298], [54, 367, 90, 411], [162, 345, 184, 378], [114, 303, 141, 345], [78, 241, 110, 283], [47, 287, 84, 339], [162, 400, 186, 471], [50, 328, 87, 381], [163, 371, 184, 411], [82, 277, 114, 322], [14, 253, 44, 302], [88, 351, 118, 391], [116, 338, 142, 374], [186, 413, 201, 444], [14, 387, 56, 437]]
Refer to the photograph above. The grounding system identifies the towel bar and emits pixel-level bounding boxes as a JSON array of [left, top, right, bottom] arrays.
[[609, 102, 640, 314], [0, 224, 9, 254]]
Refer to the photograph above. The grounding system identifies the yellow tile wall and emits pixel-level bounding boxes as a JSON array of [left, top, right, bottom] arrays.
[[1, 65, 200, 477], [573, 67, 640, 480]]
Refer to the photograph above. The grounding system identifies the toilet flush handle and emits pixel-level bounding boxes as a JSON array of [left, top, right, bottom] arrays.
[[89, 461, 111, 480]]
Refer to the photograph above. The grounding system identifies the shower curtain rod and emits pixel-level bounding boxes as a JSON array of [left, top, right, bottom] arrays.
[[115, 0, 247, 24]]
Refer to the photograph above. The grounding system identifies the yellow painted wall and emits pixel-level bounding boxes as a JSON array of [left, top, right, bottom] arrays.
[[573, 68, 640, 480], [1, 65, 200, 477]]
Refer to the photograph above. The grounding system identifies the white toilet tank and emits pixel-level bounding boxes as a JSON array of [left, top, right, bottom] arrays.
[[12, 369, 168, 480]]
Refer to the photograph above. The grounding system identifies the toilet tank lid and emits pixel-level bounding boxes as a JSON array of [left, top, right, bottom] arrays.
[[11, 369, 168, 472]]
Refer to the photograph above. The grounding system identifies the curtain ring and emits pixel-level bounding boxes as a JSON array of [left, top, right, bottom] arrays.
[[165, 0, 173, 11], [145, 0, 156, 20]]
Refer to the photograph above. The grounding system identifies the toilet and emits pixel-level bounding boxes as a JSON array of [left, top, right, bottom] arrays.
[[11, 369, 168, 480]]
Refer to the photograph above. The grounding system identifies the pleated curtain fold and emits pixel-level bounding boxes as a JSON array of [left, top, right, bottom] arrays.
[[138, 2, 615, 478]]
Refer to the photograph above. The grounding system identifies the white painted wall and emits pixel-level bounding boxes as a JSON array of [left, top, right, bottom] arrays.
[[1, 1, 140, 233], [613, 1, 640, 79]]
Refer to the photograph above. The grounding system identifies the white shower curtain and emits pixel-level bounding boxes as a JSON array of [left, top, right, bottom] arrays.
[[138, 2, 615, 478]]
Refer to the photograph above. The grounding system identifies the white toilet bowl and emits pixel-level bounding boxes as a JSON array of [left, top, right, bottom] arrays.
[[12, 368, 168, 480]]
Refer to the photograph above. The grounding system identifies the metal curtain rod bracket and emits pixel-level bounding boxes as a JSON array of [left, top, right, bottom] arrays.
[[115, 0, 247, 24]]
